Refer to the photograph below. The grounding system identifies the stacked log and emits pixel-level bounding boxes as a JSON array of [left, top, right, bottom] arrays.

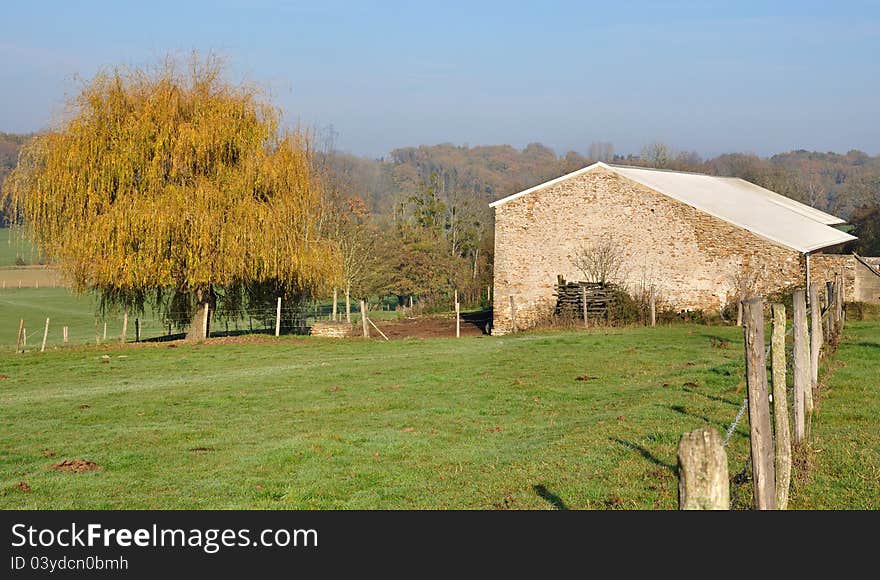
[[554, 280, 616, 319]]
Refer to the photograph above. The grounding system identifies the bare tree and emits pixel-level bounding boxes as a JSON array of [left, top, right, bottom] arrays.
[[641, 142, 673, 169], [573, 237, 627, 284]]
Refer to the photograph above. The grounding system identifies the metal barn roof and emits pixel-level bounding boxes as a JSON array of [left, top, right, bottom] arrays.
[[489, 162, 856, 254]]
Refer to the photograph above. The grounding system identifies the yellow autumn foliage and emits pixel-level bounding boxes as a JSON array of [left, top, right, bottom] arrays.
[[5, 55, 339, 302]]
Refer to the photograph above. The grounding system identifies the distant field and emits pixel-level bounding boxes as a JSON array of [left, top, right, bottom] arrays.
[[0, 227, 39, 266], [0, 288, 410, 349]]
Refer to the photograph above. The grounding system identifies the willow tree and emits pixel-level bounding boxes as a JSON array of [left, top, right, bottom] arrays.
[[5, 56, 339, 338]]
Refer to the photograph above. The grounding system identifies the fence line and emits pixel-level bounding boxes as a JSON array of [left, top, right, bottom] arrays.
[[682, 280, 845, 510]]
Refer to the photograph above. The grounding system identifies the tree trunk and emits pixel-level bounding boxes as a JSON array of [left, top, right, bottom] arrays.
[[187, 289, 212, 340]]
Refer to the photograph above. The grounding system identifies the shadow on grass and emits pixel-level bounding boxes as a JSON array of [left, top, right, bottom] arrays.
[[682, 384, 740, 407], [610, 437, 676, 473], [670, 404, 711, 425], [853, 341, 880, 349], [532, 484, 569, 510]]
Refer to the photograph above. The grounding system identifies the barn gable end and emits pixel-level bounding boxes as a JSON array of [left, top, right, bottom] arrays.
[[491, 165, 809, 334]]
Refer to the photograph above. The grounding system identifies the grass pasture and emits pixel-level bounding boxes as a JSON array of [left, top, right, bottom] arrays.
[[0, 286, 876, 510], [0, 228, 39, 266], [1, 321, 756, 509]]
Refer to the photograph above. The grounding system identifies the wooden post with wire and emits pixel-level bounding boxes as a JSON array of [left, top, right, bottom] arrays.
[[793, 289, 810, 444], [16, 319, 24, 353], [63, 326, 68, 344], [742, 296, 776, 510], [275, 297, 281, 337], [649, 290, 656, 327], [121, 309, 128, 345], [332, 288, 338, 322], [455, 300, 461, 338], [360, 300, 369, 338], [825, 281, 834, 343], [677, 427, 728, 510], [809, 282, 822, 391], [41, 318, 50, 352], [771, 303, 791, 509]]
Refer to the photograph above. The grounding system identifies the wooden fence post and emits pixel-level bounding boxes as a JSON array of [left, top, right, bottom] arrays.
[[455, 300, 460, 338], [649, 291, 656, 327], [16, 319, 24, 353], [824, 281, 834, 343], [135, 318, 140, 343], [23, 327, 27, 347], [121, 309, 128, 345], [63, 326, 68, 344], [793, 289, 810, 444], [409, 295, 414, 310], [771, 303, 791, 510], [41, 318, 50, 352], [836, 276, 844, 333], [509, 295, 517, 333], [103, 322, 107, 341], [582, 286, 588, 327], [275, 297, 281, 337], [332, 288, 338, 322], [360, 300, 369, 338], [95, 319, 100, 345], [809, 282, 822, 390], [346, 284, 351, 323], [677, 427, 729, 510], [742, 296, 776, 510]]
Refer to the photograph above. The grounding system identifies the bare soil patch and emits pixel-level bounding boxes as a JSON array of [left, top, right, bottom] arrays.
[[373, 314, 488, 339], [51, 459, 99, 473]]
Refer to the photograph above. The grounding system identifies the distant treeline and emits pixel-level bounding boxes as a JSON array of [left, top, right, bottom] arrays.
[[327, 141, 880, 220], [4, 131, 879, 256], [324, 141, 880, 257]]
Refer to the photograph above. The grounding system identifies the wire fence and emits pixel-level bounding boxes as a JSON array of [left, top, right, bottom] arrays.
[[2, 301, 409, 351]]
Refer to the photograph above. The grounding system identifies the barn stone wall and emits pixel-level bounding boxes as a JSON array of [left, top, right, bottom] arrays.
[[809, 254, 856, 300], [491, 166, 806, 334]]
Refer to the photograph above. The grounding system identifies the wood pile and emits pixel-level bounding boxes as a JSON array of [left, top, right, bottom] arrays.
[[554, 277, 617, 319]]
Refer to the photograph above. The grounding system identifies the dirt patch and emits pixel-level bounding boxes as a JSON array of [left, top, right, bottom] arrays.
[[51, 459, 99, 473], [78, 404, 91, 409], [576, 375, 598, 381], [372, 315, 487, 339], [0, 374, 9, 380], [42, 450, 56, 458], [189, 447, 215, 453], [16, 481, 31, 492]]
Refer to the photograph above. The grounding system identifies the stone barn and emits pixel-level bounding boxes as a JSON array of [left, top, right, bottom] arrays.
[[489, 162, 874, 335]]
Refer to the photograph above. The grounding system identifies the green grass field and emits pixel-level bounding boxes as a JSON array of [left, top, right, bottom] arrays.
[[0, 287, 398, 348], [0, 227, 39, 266], [0, 287, 876, 509], [791, 320, 880, 509]]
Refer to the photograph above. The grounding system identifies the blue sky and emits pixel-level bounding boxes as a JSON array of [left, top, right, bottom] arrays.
[[2, 1, 879, 158]]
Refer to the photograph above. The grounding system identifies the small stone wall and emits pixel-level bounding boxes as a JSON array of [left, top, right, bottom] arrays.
[[310, 322, 352, 338]]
